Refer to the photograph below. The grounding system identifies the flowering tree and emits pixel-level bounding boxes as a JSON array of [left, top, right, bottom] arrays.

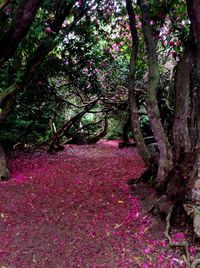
[[0, 0, 200, 242], [0, 0, 96, 179], [125, 0, 200, 239]]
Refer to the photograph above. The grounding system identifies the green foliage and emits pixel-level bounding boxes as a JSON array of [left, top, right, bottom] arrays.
[[0, 0, 192, 147], [106, 118, 124, 140]]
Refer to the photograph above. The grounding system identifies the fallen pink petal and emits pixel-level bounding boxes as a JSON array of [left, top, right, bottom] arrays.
[[0, 141, 194, 267]]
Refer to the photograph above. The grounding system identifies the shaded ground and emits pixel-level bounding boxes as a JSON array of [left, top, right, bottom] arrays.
[[0, 140, 196, 267]]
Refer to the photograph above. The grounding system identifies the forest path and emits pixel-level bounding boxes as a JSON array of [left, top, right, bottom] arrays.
[[0, 141, 185, 267]]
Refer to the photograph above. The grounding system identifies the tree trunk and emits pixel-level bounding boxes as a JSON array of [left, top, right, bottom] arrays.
[[166, 148, 200, 237], [88, 115, 108, 144], [0, 83, 19, 126], [138, 0, 173, 189], [186, 0, 200, 80], [160, 0, 200, 238], [189, 74, 200, 147], [49, 99, 98, 150], [122, 114, 131, 142], [0, 144, 9, 180], [185, 150, 200, 207], [126, 0, 151, 167], [186, 0, 200, 145], [0, 0, 42, 64], [172, 40, 194, 160]]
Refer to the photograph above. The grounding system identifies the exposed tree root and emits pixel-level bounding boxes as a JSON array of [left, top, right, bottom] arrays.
[[146, 196, 164, 213], [191, 258, 200, 268], [165, 206, 200, 268]]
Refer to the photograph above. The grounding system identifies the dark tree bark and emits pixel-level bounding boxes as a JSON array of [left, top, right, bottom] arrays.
[[138, 0, 173, 188], [186, 0, 200, 147], [126, 0, 151, 167], [0, 144, 9, 180], [0, 83, 20, 126], [172, 40, 194, 160], [186, 0, 200, 80], [166, 148, 200, 237], [189, 74, 200, 147], [0, 86, 17, 181], [122, 114, 131, 142], [0, 0, 42, 64]]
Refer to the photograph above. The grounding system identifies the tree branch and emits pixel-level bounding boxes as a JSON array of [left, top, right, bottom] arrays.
[[0, 0, 42, 64]]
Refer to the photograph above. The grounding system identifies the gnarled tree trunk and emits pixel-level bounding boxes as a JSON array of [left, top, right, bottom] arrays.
[[138, 0, 173, 189], [166, 147, 200, 237], [126, 0, 151, 167], [126, 0, 200, 238], [172, 40, 194, 160]]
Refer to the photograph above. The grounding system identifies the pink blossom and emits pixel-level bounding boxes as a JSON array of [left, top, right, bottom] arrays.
[[172, 51, 177, 59], [82, 67, 88, 74], [162, 41, 167, 46], [137, 22, 142, 29], [36, 80, 43, 86], [112, 43, 120, 52], [45, 27, 52, 33], [189, 246, 197, 256], [6, 6, 12, 14]]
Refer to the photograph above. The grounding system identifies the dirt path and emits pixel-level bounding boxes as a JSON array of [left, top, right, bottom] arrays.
[[0, 141, 191, 267]]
